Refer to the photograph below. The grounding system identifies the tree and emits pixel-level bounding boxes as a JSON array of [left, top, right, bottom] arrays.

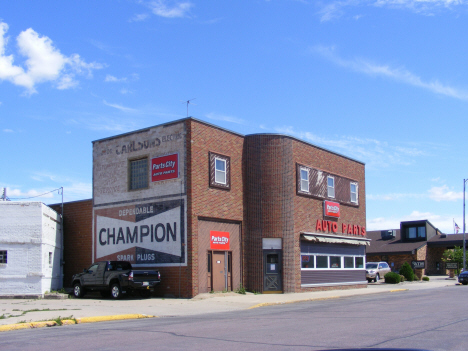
[[399, 262, 414, 281], [442, 246, 464, 274]]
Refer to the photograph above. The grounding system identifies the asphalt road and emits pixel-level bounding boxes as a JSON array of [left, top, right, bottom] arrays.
[[2, 286, 467, 351]]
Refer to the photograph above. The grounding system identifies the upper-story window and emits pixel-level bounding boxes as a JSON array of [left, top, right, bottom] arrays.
[[300, 168, 309, 192], [129, 157, 148, 190], [215, 158, 226, 184], [209, 152, 231, 190], [327, 176, 335, 198], [407, 226, 426, 239], [350, 183, 358, 203]]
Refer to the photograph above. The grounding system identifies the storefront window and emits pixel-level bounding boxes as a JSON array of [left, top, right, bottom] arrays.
[[301, 255, 314, 268], [316, 255, 328, 268], [330, 256, 341, 268], [355, 257, 364, 268], [344, 256, 354, 268]]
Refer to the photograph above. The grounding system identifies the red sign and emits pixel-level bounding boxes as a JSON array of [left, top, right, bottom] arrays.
[[315, 220, 366, 236], [151, 154, 178, 182], [210, 231, 230, 250], [324, 201, 340, 218]]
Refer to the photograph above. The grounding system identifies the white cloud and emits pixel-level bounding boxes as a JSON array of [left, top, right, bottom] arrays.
[[311, 45, 468, 101], [0, 22, 103, 94], [428, 185, 463, 201], [318, 0, 467, 22], [129, 13, 150, 22], [105, 74, 126, 82], [274, 125, 434, 169], [3, 129, 13, 133], [149, 0, 193, 18], [205, 112, 246, 125], [103, 100, 139, 113]]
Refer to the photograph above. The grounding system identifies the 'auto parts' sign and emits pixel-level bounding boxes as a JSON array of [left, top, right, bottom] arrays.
[[152, 153, 178, 182], [324, 200, 340, 218], [94, 199, 186, 267]]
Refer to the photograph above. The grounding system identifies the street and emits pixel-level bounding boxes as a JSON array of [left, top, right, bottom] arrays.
[[1, 285, 467, 351]]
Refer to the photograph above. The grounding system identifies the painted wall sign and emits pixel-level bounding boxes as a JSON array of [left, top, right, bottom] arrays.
[[151, 153, 179, 182], [210, 231, 230, 250], [94, 199, 186, 267], [315, 220, 366, 236], [324, 201, 340, 218], [411, 260, 425, 269]]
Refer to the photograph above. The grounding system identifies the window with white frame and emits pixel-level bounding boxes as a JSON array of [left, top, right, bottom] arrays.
[[0, 250, 7, 264], [300, 168, 309, 192], [327, 176, 335, 198], [350, 183, 358, 203], [215, 157, 226, 184], [300, 253, 366, 270]]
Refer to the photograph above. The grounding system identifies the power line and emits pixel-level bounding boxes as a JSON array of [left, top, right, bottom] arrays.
[[8, 187, 63, 200]]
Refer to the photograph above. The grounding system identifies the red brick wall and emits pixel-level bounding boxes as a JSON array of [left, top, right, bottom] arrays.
[[50, 199, 93, 288], [187, 120, 245, 296], [292, 139, 366, 292]]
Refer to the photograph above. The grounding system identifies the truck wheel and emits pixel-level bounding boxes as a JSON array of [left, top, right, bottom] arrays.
[[111, 283, 123, 299], [73, 283, 85, 298]]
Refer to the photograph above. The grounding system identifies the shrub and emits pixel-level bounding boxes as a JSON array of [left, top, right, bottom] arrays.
[[399, 275, 405, 282], [384, 272, 401, 284], [399, 262, 415, 282], [422, 276, 430, 281]]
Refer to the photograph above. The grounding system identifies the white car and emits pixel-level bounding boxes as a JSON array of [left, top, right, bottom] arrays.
[[366, 262, 391, 283]]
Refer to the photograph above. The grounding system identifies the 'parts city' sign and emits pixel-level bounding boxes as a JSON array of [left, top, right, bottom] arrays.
[[210, 231, 230, 250], [94, 199, 186, 267], [323, 201, 340, 218], [152, 153, 179, 182]]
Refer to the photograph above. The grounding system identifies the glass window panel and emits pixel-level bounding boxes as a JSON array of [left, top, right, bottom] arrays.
[[344, 256, 354, 268], [417, 226, 426, 238], [301, 169, 309, 192], [130, 158, 148, 190], [350, 183, 357, 203], [355, 257, 364, 268], [316, 256, 328, 268], [301, 255, 314, 268], [215, 158, 226, 184], [327, 176, 335, 198], [408, 227, 417, 239], [330, 256, 341, 268]]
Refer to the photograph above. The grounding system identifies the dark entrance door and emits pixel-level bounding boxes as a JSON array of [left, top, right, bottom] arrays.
[[263, 250, 282, 293]]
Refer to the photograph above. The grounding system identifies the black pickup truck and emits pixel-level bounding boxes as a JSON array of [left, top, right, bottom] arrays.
[[71, 261, 161, 299]]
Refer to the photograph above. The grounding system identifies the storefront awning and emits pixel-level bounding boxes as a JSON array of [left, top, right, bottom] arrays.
[[301, 233, 370, 246]]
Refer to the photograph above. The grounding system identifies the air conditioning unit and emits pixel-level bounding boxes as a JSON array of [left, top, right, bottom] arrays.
[[381, 230, 396, 240]]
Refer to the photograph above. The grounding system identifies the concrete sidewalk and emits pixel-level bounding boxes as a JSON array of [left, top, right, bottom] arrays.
[[0, 276, 460, 331]]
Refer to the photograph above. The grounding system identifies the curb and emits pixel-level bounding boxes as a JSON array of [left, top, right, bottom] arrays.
[[248, 288, 411, 310], [0, 314, 156, 333]]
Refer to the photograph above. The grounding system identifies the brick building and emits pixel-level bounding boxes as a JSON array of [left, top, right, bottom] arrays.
[[58, 118, 369, 297], [366, 219, 467, 278]]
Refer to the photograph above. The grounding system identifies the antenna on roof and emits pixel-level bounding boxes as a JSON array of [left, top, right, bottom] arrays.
[[181, 98, 196, 117]]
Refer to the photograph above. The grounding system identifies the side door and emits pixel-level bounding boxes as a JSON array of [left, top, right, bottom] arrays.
[[81, 263, 99, 287], [94, 262, 107, 286]]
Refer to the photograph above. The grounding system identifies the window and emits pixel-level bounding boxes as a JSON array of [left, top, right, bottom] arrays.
[[301, 253, 365, 270], [301, 255, 314, 268], [209, 152, 231, 190], [0, 250, 7, 264], [417, 227, 426, 238], [355, 257, 364, 268], [129, 158, 148, 190], [330, 256, 341, 268], [327, 176, 335, 198], [344, 256, 354, 268], [350, 183, 358, 203], [215, 158, 226, 184], [300, 168, 309, 192], [49, 252, 53, 266], [406, 226, 426, 240], [316, 256, 328, 268]]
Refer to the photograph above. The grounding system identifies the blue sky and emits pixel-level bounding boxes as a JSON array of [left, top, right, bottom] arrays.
[[1, 0, 467, 233]]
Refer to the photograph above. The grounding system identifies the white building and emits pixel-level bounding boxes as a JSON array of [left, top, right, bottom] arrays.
[[0, 202, 62, 296]]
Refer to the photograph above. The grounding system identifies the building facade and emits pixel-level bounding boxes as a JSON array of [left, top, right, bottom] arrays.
[[0, 202, 62, 296], [54, 118, 367, 298]]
